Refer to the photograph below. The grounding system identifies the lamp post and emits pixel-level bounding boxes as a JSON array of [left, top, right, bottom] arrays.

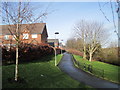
[[55, 32, 59, 66]]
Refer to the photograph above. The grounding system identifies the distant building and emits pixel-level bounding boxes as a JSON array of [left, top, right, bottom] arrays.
[[48, 39, 59, 47], [0, 23, 48, 46]]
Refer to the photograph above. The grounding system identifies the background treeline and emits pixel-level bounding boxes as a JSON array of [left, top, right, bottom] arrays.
[[2, 43, 61, 65], [66, 38, 119, 66]]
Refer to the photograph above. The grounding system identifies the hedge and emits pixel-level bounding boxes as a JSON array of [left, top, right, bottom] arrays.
[[2, 43, 57, 64]]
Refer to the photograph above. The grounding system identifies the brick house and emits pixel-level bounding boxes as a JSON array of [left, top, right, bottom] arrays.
[[0, 23, 48, 46]]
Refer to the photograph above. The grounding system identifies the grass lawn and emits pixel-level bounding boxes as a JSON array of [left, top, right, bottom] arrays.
[[2, 54, 91, 88], [73, 55, 120, 84]]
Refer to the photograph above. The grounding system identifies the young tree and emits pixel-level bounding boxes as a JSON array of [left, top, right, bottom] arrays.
[[1, 2, 48, 81]]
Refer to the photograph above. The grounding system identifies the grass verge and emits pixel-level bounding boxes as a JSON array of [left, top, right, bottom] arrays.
[[56, 54, 63, 65], [2, 54, 92, 88], [73, 55, 120, 84]]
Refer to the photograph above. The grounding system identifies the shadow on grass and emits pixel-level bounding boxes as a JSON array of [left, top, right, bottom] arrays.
[[21, 55, 54, 63]]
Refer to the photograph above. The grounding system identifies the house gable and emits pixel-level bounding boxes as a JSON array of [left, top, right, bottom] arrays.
[[41, 25, 48, 43]]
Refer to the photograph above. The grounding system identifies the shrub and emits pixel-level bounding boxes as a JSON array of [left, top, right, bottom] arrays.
[[2, 43, 55, 64], [93, 47, 119, 66]]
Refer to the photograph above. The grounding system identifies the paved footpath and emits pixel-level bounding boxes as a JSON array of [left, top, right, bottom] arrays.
[[58, 52, 120, 88]]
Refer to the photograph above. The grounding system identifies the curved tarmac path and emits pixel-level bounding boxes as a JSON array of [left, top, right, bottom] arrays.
[[58, 52, 120, 88]]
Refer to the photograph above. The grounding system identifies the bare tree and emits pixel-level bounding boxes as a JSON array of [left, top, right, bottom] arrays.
[[66, 38, 83, 51], [74, 20, 108, 61], [74, 20, 89, 59], [87, 22, 108, 61], [66, 38, 76, 49], [98, 1, 120, 43], [98, 0, 120, 62], [1, 2, 49, 81]]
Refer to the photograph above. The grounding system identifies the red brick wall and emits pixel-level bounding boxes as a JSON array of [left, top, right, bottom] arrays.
[[0, 33, 47, 45], [22, 34, 42, 44], [41, 32, 47, 43]]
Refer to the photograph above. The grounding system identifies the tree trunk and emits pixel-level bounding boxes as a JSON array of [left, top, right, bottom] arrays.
[[15, 43, 19, 81], [89, 52, 92, 62], [83, 45, 86, 59]]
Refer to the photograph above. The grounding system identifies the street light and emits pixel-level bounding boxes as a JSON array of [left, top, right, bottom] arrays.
[[54, 32, 59, 66]]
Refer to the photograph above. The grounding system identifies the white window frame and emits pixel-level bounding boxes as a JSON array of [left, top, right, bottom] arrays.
[[32, 34, 37, 38], [23, 33, 29, 39], [4, 35, 9, 40]]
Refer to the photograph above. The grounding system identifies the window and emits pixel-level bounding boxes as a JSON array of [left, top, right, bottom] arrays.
[[4, 35, 9, 40], [23, 33, 29, 39], [32, 34, 37, 38]]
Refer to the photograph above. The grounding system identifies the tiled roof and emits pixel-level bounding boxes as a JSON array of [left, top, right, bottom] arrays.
[[0, 23, 46, 35]]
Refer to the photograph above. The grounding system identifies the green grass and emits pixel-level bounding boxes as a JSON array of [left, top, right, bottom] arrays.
[[2, 54, 92, 88], [73, 55, 120, 84], [56, 54, 63, 65]]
